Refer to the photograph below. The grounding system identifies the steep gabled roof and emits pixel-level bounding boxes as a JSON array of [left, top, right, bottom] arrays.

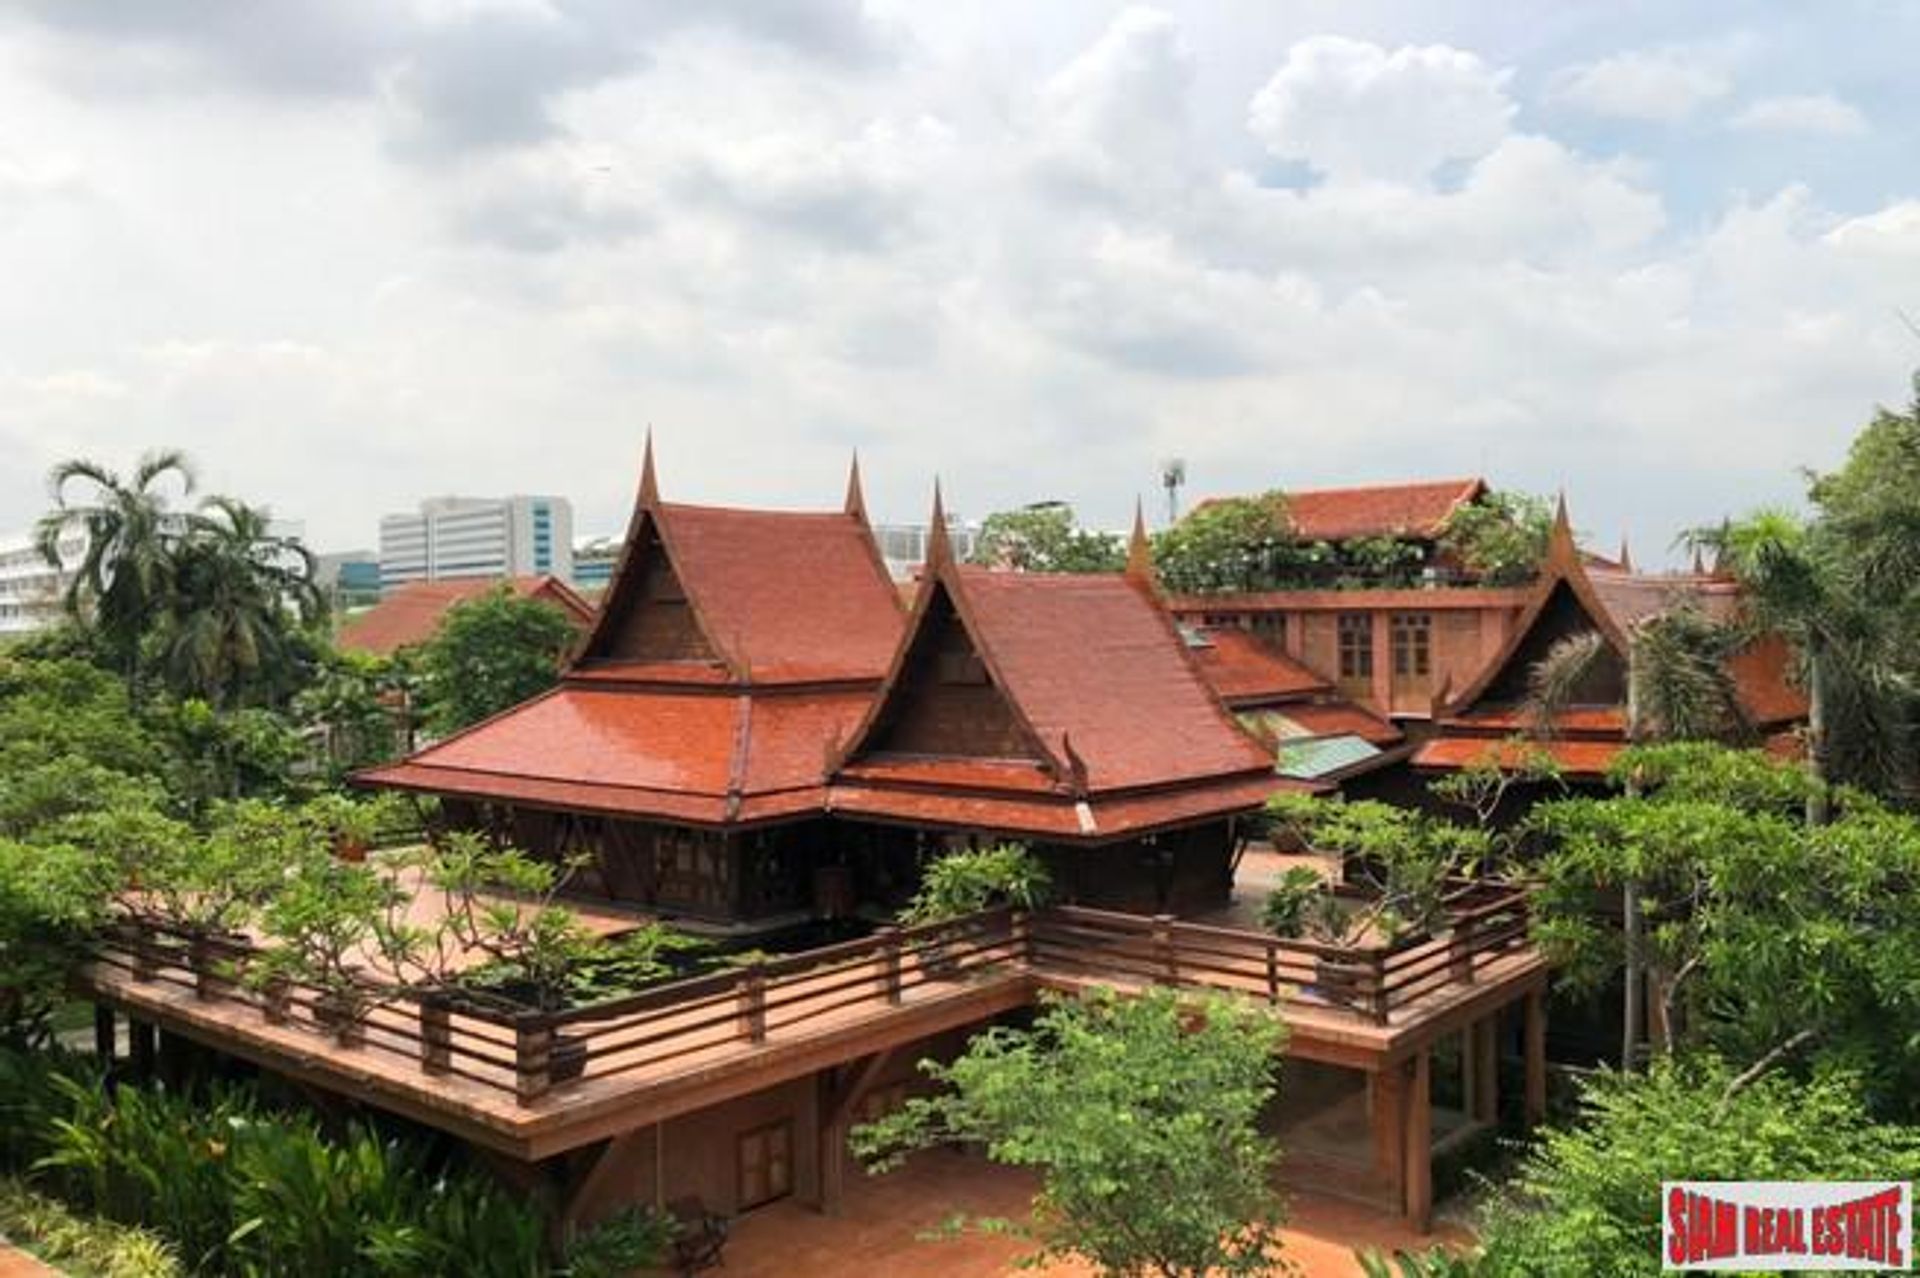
[[1183, 626, 1331, 707], [831, 490, 1288, 838], [571, 439, 904, 685], [337, 576, 594, 657]]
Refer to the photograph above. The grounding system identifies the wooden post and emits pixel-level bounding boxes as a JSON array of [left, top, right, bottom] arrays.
[[92, 1004, 115, 1064], [1153, 914, 1176, 983], [1473, 1016, 1500, 1124], [516, 1020, 554, 1103], [1405, 1050, 1433, 1233], [818, 1071, 848, 1217], [420, 998, 453, 1074], [1369, 1064, 1406, 1194], [1264, 940, 1280, 1004], [1450, 913, 1477, 984], [1524, 987, 1547, 1125], [740, 963, 768, 1044], [1010, 909, 1031, 965], [1369, 954, 1391, 1025], [877, 928, 902, 1004], [128, 1017, 156, 1080]]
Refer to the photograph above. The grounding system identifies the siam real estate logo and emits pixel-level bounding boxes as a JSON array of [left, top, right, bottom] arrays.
[[1663, 1182, 1912, 1271]]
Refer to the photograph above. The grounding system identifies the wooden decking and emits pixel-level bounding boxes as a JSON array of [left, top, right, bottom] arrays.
[[82, 885, 1546, 1162]]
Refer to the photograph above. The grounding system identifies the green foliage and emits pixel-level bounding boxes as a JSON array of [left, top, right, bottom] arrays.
[[1529, 743, 1920, 1111], [1474, 1059, 1920, 1277], [1152, 493, 1294, 594], [562, 1206, 677, 1278], [1357, 1247, 1490, 1278], [1257, 866, 1324, 939], [853, 988, 1290, 1278], [1265, 794, 1496, 943], [252, 850, 412, 1030], [414, 585, 575, 735], [426, 833, 590, 1010], [898, 844, 1050, 926], [1437, 491, 1552, 587], [0, 1051, 547, 1277], [558, 924, 711, 1005], [0, 1176, 182, 1278], [135, 800, 313, 940], [969, 505, 1125, 574], [0, 838, 111, 1046], [292, 649, 402, 774]]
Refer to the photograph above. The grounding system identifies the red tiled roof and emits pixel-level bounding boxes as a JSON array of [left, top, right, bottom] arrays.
[[1275, 478, 1487, 541], [828, 772, 1307, 841], [1411, 736, 1623, 779], [358, 684, 872, 826], [1441, 706, 1627, 735], [658, 503, 905, 682], [1727, 634, 1808, 727], [1271, 702, 1403, 746], [337, 576, 593, 657], [1186, 627, 1329, 705], [946, 568, 1276, 791]]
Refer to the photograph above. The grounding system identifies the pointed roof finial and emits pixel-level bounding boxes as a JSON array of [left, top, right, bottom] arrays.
[[844, 450, 868, 522], [1125, 496, 1156, 587], [1544, 491, 1577, 570], [924, 479, 954, 573], [639, 429, 660, 508], [1617, 536, 1633, 573]]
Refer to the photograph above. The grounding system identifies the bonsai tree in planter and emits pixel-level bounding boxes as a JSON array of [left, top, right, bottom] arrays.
[[130, 801, 301, 990], [250, 849, 411, 1042]]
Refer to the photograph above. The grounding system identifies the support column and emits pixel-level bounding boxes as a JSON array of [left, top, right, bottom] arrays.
[[1369, 1064, 1406, 1201], [816, 1051, 893, 1217], [1524, 988, 1548, 1125], [1404, 1050, 1432, 1233], [128, 1017, 157, 1080], [1472, 1016, 1500, 1125], [93, 1004, 116, 1064]]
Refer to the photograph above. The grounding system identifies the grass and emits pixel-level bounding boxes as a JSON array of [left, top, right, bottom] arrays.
[[0, 1179, 180, 1278]]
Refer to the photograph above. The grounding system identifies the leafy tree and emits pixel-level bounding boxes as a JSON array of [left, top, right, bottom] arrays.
[[1152, 493, 1296, 594], [0, 837, 110, 1046], [1437, 491, 1552, 586], [1530, 744, 1920, 1111], [413, 585, 575, 735], [853, 987, 1292, 1278], [293, 649, 401, 774], [34, 451, 195, 704], [969, 505, 1125, 574], [1473, 1059, 1920, 1277], [161, 497, 324, 709]]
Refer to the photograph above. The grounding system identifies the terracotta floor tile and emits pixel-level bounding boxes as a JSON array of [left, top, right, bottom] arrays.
[[720, 1151, 1470, 1278]]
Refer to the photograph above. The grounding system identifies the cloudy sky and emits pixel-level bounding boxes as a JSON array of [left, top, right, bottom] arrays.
[[2, 2, 1917, 562]]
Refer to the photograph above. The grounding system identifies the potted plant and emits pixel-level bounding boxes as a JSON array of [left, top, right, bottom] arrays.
[[303, 794, 384, 864], [250, 850, 405, 1046]]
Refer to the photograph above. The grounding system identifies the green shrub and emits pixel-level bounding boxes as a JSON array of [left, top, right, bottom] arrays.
[[563, 1205, 676, 1278], [0, 1177, 181, 1278], [1257, 865, 1324, 938], [898, 844, 1049, 926], [2, 1048, 547, 1278]]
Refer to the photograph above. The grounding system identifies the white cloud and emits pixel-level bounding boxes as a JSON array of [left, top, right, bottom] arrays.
[[1550, 47, 1731, 121], [1247, 36, 1513, 183], [1730, 93, 1868, 136]]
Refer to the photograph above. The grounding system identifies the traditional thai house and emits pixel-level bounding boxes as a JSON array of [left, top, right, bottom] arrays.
[[1410, 498, 1806, 792], [80, 445, 1554, 1241], [337, 574, 597, 658]]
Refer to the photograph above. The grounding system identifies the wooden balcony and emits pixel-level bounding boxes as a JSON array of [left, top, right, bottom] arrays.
[[80, 884, 1543, 1160]]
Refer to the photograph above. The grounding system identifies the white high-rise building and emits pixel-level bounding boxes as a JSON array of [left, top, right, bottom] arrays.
[[0, 532, 81, 635], [378, 496, 573, 591]]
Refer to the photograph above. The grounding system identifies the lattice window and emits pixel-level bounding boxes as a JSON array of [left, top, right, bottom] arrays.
[[1337, 613, 1373, 679]]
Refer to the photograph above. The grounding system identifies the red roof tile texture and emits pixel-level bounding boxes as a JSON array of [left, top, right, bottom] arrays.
[[1271, 702, 1403, 746], [337, 576, 594, 657], [1186, 627, 1329, 705], [654, 503, 905, 683], [949, 568, 1276, 791], [1277, 478, 1486, 541], [1411, 736, 1623, 778]]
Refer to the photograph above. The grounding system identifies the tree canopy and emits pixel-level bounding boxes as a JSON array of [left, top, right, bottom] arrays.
[[969, 504, 1125, 574], [853, 987, 1291, 1278], [413, 584, 576, 735]]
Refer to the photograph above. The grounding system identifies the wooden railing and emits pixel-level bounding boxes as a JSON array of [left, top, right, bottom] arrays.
[[1031, 881, 1531, 1024], [88, 886, 1532, 1106]]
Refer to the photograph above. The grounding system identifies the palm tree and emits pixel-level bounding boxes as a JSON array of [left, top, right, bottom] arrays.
[[163, 497, 325, 709], [1526, 607, 1745, 1069], [1688, 511, 1919, 819], [33, 451, 195, 703]]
